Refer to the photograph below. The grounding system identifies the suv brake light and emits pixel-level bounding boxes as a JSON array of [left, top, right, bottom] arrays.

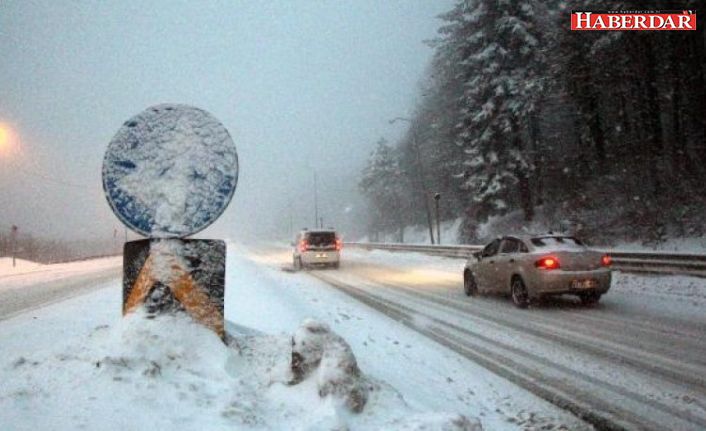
[[335, 238, 343, 251], [535, 256, 560, 270], [298, 240, 308, 253]]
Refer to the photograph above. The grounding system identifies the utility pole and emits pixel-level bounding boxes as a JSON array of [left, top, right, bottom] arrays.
[[434, 193, 441, 245], [11, 225, 18, 267], [319, 217, 324, 229], [314, 171, 319, 229]]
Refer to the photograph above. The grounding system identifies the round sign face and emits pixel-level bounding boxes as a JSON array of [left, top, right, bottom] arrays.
[[102, 104, 238, 238]]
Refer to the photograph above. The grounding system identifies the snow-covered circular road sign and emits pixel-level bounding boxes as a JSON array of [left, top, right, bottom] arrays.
[[102, 104, 238, 238]]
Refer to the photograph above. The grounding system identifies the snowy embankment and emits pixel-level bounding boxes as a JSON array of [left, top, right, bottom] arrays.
[[364, 211, 706, 253], [0, 256, 121, 290], [0, 247, 490, 430], [359, 218, 463, 245]]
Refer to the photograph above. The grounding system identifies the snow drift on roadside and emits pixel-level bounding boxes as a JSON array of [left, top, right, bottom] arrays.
[[1, 309, 479, 430]]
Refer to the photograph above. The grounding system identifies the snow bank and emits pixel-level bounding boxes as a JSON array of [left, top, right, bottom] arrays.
[[612, 236, 706, 253], [1, 307, 480, 430], [289, 319, 369, 413], [0, 257, 44, 275], [0, 256, 121, 291]]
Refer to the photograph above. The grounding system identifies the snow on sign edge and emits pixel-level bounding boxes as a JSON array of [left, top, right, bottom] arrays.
[[102, 104, 239, 238]]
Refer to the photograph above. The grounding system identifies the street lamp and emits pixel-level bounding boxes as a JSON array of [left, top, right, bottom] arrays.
[[314, 171, 319, 228], [388, 117, 435, 245]]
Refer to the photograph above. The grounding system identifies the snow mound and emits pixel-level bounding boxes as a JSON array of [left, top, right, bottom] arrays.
[[289, 319, 369, 413], [2, 311, 480, 430]]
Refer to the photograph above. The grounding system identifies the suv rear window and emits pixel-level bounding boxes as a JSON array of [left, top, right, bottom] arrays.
[[305, 232, 336, 246], [531, 236, 585, 249]]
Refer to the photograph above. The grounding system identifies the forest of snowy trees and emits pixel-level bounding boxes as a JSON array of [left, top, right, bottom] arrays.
[[360, 1, 705, 245]]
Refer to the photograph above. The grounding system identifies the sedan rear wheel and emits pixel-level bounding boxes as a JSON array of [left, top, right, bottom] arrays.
[[511, 277, 530, 309], [463, 271, 478, 297]]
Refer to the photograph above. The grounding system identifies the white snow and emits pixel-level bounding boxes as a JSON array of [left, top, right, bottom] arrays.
[[0, 246, 486, 430], [0, 256, 121, 291], [7, 243, 704, 429], [612, 236, 706, 254], [0, 257, 43, 274], [359, 218, 463, 245], [4, 243, 704, 430]]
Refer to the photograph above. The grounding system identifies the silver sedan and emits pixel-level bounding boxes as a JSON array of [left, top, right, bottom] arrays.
[[463, 235, 612, 308]]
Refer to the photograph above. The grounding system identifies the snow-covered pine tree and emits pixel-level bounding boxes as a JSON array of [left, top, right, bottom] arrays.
[[439, 0, 546, 224], [359, 139, 408, 242]]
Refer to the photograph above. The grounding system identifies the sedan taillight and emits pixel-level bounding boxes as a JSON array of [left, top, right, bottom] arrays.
[[535, 256, 560, 270], [601, 254, 612, 267]]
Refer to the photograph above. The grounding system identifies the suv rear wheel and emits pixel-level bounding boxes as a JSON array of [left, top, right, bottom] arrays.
[[293, 256, 302, 271]]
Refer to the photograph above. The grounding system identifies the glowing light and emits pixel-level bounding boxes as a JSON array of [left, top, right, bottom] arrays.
[[535, 256, 560, 270], [601, 255, 612, 266], [0, 126, 8, 148], [0, 123, 16, 156]]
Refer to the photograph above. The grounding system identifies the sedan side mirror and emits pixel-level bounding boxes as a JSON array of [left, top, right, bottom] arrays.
[[473, 251, 482, 261]]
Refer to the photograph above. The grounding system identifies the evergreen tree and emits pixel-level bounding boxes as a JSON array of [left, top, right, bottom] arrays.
[[359, 139, 408, 241]]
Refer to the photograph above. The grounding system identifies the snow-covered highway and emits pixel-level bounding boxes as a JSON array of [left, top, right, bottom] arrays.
[[268, 245, 706, 431]]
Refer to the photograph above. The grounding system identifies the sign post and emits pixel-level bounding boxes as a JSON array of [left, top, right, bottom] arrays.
[[10, 225, 17, 267], [102, 104, 238, 340]]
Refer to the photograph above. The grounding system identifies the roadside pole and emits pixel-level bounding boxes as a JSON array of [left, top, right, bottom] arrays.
[[314, 171, 319, 229], [434, 193, 441, 245], [11, 225, 18, 267]]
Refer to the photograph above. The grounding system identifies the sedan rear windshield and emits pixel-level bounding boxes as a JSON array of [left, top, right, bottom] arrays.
[[305, 232, 336, 246], [531, 236, 585, 249]]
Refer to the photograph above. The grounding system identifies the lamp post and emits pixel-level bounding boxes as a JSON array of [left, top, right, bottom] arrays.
[[389, 117, 435, 244], [434, 193, 441, 245], [314, 171, 319, 229]]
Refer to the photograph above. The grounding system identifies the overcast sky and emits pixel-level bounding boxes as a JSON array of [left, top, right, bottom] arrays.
[[0, 0, 451, 243]]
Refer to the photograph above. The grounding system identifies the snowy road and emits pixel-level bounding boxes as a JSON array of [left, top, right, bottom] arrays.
[[0, 257, 121, 321], [265, 246, 706, 431]]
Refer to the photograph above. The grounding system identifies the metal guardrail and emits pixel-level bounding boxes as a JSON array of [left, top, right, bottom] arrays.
[[346, 242, 706, 277]]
